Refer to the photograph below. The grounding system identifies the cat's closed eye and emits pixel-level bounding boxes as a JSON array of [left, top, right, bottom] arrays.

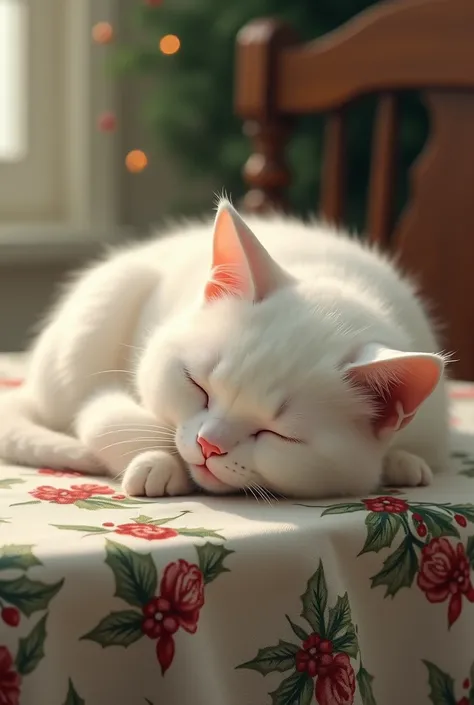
[[183, 367, 209, 408], [253, 430, 304, 444]]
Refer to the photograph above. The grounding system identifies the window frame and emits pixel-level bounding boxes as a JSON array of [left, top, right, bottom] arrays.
[[0, 0, 119, 251]]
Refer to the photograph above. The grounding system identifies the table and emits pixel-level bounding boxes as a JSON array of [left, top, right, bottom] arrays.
[[1, 355, 474, 705]]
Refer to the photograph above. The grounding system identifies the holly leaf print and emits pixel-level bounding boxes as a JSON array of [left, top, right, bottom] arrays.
[[82, 609, 144, 648], [177, 528, 225, 540], [196, 543, 233, 584], [410, 507, 460, 539], [370, 536, 418, 597], [52, 524, 111, 535], [423, 660, 457, 705], [237, 641, 298, 675], [74, 497, 145, 511], [357, 665, 377, 705], [105, 540, 157, 607], [326, 593, 352, 641], [358, 512, 401, 555], [320, 502, 365, 516], [300, 560, 328, 636], [15, 614, 48, 675], [134, 511, 190, 526], [270, 670, 313, 705], [285, 615, 309, 642], [332, 624, 359, 659], [448, 504, 474, 523], [0, 575, 64, 616], [0, 478, 24, 490], [62, 679, 85, 705], [0, 544, 42, 571]]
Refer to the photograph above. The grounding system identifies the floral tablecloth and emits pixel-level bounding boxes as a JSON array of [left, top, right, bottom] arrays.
[[2, 356, 474, 705]]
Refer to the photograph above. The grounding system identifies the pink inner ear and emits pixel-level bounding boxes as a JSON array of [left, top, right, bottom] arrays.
[[346, 349, 443, 438], [204, 200, 293, 304], [204, 208, 254, 302]]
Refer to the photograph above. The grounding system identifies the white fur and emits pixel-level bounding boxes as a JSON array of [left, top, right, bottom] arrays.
[[0, 200, 449, 499]]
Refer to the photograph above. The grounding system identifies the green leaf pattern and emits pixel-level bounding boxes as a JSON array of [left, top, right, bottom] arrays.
[[239, 559, 376, 704]]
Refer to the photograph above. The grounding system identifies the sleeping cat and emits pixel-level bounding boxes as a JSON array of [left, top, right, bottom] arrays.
[[0, 199, 449, 499]]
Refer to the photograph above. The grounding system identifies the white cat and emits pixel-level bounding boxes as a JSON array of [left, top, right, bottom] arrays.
[[0, 199, 449, 499]]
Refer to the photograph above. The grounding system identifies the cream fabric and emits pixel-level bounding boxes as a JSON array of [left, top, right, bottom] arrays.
[[1, 354, 474, 705]]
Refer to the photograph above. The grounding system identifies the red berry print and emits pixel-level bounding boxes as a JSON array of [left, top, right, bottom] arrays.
[[102, 522, 114, 528], [417, 523, 427, 537], [455, 514, 467, 527], [463, 678, 470, 689], [1, 606, 20, 627], [412, 513, 422, 522]]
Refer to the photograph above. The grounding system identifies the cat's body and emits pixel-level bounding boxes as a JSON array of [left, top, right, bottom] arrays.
[[0, 201, 449, 498]]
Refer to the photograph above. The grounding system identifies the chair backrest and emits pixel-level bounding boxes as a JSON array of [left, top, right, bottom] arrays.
[[235, 0, 474, 380]]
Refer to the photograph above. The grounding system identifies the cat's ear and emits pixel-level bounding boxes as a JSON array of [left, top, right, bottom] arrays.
[[343, 343, 444, 438], [204, 200, 292, 303]]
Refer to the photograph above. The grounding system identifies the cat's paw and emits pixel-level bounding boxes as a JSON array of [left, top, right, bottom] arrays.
[[122, 450, 194, 497], [382, 449, 433, 487]]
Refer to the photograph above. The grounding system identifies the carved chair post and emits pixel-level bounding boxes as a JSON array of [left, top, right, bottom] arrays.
[[235, 20, 298, 214]]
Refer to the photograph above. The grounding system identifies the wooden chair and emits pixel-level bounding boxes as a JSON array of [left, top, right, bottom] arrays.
[[235, 0, 474, 380]]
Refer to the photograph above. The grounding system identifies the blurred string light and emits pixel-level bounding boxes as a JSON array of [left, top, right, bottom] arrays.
[[93, 10, 182, 172], [159, 34, 180, 55], [98, 112, 117, 132], [92, 21, 114, 45], [125, 150, 148, 173]]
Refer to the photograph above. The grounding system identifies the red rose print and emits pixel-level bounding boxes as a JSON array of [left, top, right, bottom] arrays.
[[1, 606, 20, 627], [38, 468, 83, 477], [417, 537, 474, 626], [30, 485, 89, 504], [141, 559, 205, 674], [0, 646, 21, 705], [30, 483, 116, 503], [160, 559, 205, 633], [114, 523, 179, 541], [70, 483, 115, 496], [458, 698, 469, 705], [315, 652, 356, 705], [363, 496, 408, 513]]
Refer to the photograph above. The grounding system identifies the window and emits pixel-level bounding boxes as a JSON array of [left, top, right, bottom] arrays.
[[0, 0, 117, 243]]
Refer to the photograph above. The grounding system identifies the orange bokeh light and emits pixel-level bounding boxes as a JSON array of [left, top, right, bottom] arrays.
[[92, 22, 114, 45], [159, 34, 181, 55], [125, 150, 148, 173]]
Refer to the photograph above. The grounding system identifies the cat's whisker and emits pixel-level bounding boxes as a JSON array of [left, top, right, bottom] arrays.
[[100, 422, 175, 432], [96, 428, 175, 439], [251, 482, 273, 506], [121, 446, 179, 459], [99, 437, 167, 452], [246, 485, 260, 504], [120, 343, 145, 352], [255, 483, 280, 503], [89, 369, 132, 378]]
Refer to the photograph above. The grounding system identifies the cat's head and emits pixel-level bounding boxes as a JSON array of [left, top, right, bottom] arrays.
[[137, 201, 444, 498]]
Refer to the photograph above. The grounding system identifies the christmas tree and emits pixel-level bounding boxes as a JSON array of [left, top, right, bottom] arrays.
[[118, 0, 428, 229]]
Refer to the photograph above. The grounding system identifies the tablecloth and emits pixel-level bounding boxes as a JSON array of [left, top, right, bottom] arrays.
[[1, 355, 474, 705]]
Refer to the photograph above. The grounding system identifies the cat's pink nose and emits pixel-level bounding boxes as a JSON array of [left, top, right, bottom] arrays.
[[197, 436, 225, 459]]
